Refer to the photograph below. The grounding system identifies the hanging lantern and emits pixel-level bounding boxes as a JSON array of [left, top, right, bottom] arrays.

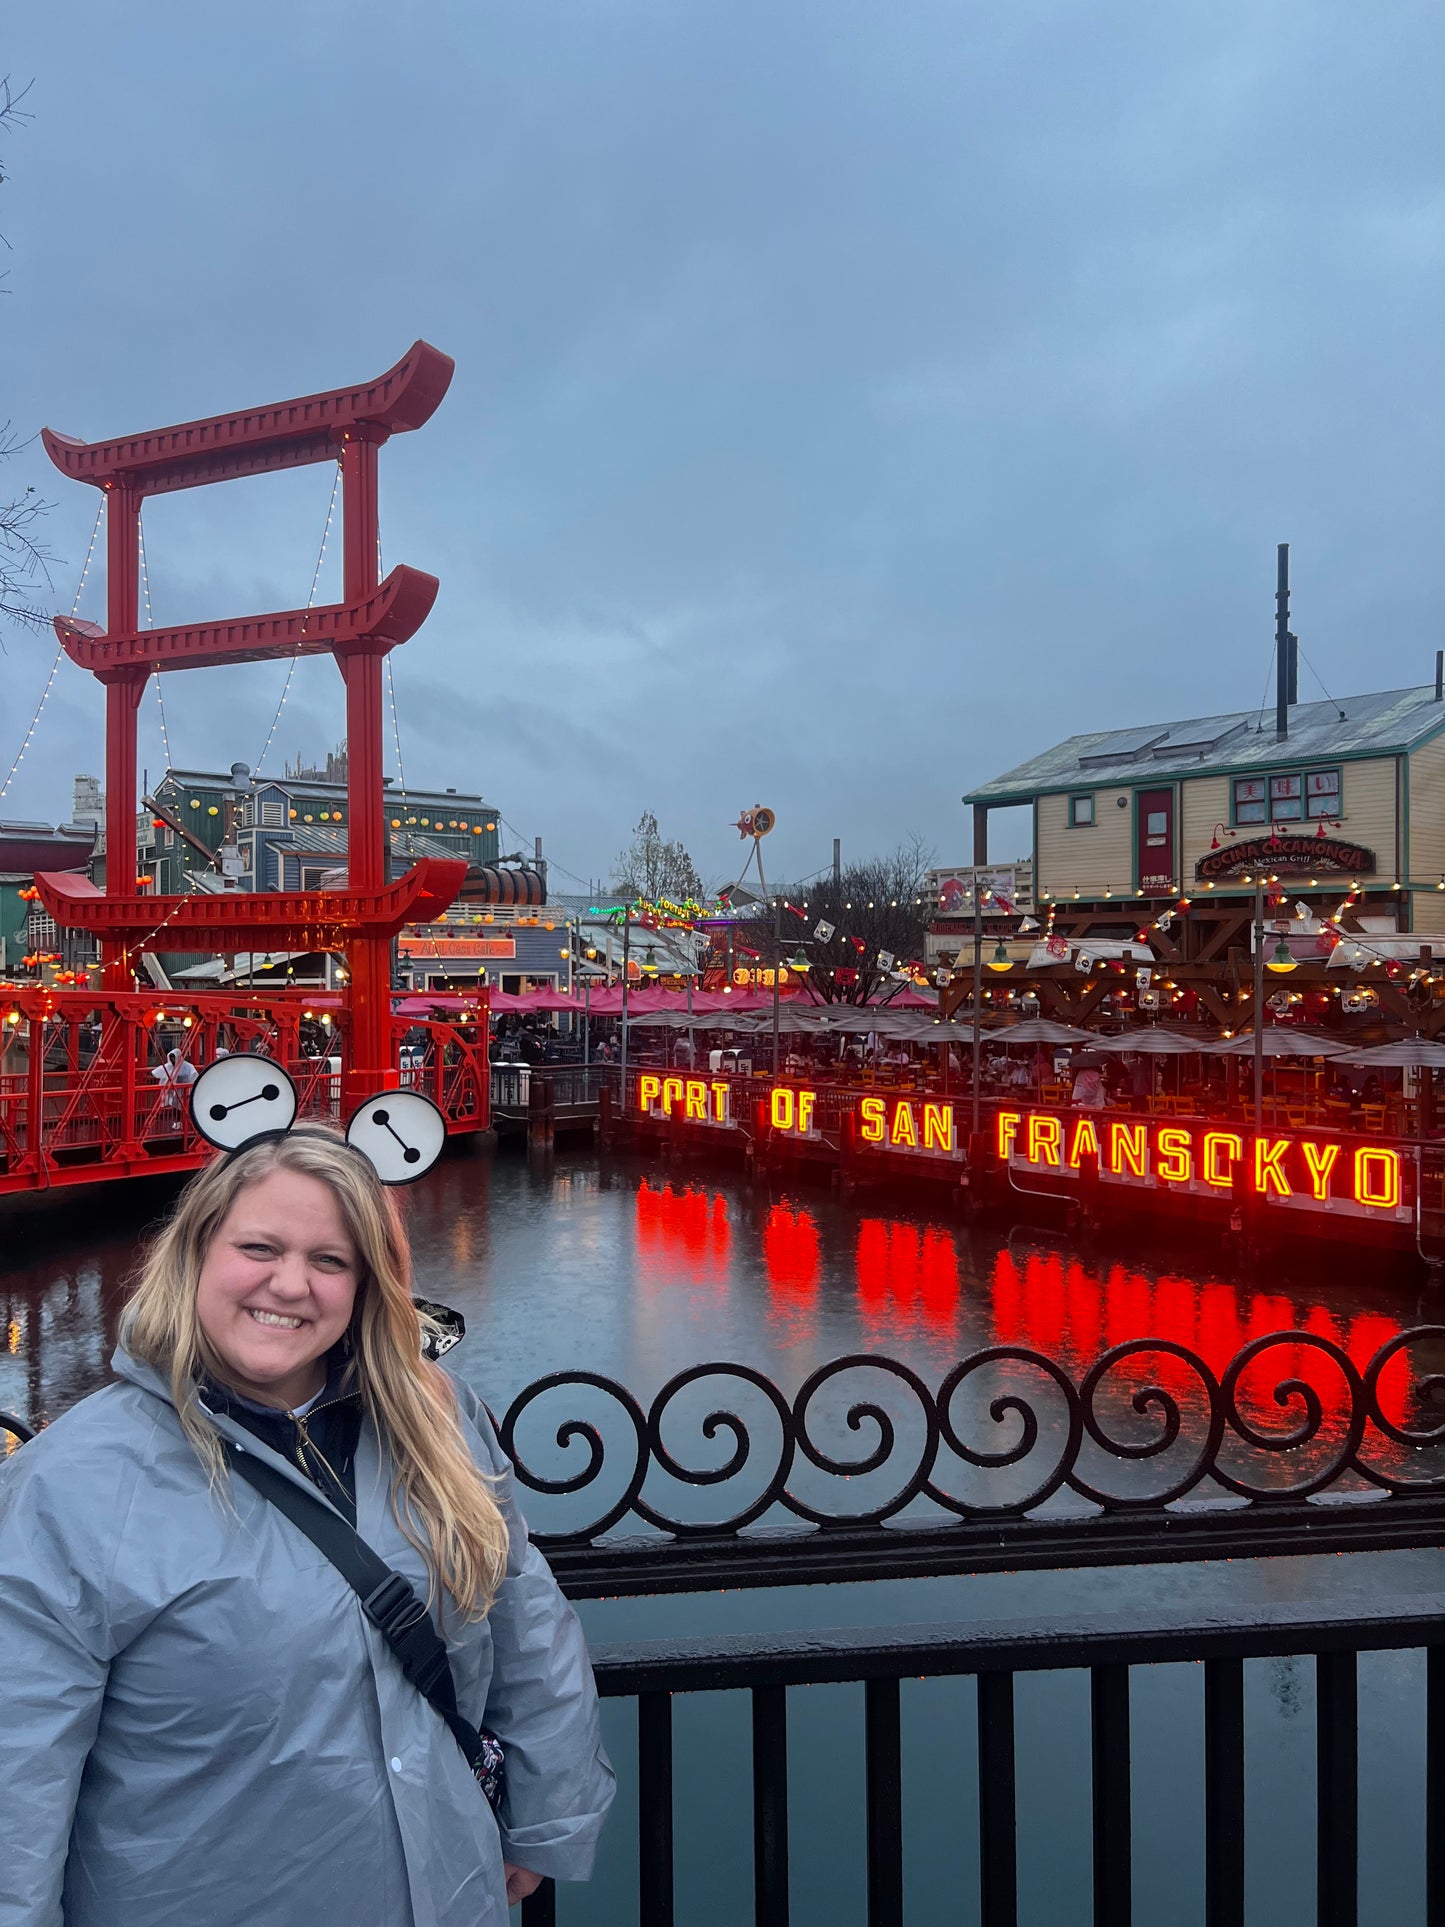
[[987, 942, 1014, 973]]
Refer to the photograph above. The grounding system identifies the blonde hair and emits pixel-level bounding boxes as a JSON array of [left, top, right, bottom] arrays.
[[125, 1128, 508, 1618]]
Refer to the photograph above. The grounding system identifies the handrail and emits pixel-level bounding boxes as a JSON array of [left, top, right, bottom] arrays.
[[497, 1328, 1445, 1588], [587, 1591, 1445, 1696]]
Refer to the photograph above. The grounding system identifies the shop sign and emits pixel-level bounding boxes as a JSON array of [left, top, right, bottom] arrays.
[[996, 1109, 1406, 1220], [1195, 835, 1375, 882], [636, 1073, 734, 1127], [399, 936, 516, 960], [770, 1087, 959, 1156], [936, 867, 1017, 915], [858, 1094, 959, 1156]]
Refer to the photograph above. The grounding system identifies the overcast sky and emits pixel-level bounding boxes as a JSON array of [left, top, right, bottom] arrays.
[[3, 1, 1442, 896]]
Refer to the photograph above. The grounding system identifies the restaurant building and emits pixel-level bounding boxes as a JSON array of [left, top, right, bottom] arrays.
[[139, 751, 502, 896], [964, 679, 1445, 949]]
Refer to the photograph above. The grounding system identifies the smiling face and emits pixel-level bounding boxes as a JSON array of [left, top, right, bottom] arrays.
[[195, 1167, 361, 1410]]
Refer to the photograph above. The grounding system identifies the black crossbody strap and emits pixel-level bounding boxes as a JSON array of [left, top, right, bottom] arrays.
[[225, 1442, 484, 1764]]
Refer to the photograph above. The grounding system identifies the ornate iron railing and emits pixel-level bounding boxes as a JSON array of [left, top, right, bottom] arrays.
[[500, 1328, 1445, 1595], [8, 1348, 1445, 1927]]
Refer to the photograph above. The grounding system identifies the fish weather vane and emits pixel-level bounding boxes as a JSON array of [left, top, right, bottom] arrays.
[[728, 805, 777, 899]]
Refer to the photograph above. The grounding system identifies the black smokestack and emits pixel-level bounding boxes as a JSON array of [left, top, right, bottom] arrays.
[[1275, 544, 1290, 741]]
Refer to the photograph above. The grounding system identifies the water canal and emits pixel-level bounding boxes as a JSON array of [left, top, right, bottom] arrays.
[[4, 1145, 1443, 1924]]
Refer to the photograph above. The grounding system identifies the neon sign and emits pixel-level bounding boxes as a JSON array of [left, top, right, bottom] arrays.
[[1194, 833, 1375, 881], [636, 1073, 734, 1127], [996, 1109, 1404, 1217]]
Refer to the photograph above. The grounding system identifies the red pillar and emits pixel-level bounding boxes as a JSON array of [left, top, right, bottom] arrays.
[[336, 427, 396, 1104], [101, 482, 146, 989]]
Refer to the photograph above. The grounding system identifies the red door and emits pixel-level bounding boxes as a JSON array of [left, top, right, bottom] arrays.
[[1137, 789, 1175, 893]]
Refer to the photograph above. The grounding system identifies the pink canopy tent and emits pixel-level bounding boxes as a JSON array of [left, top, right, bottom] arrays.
[[514, 987, 584, 1012], [394, 993, 487, 1017]]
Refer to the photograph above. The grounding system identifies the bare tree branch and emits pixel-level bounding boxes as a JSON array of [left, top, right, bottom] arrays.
[[0, 76, 34, 259], [0, 83, 54, 644], [612, 809, 704, 903], [724, 838, 937, 1004]]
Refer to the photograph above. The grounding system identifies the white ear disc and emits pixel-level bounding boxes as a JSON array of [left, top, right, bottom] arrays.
[[347, 1089, 448, 1185], [189, 1056, 299, 1151]]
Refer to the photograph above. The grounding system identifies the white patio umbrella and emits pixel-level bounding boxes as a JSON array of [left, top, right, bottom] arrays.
[[1091, 1030, 1220, 1055], [1211, 1030, 1349, 1058], [1332, 1038, 1445, 1068]]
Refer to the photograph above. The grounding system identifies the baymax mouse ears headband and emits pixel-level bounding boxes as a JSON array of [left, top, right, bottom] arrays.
[[187, 1056, 447, 1186]]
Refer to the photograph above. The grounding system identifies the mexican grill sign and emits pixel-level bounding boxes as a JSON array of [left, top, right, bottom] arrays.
[[1195, 834, 1375, 881]]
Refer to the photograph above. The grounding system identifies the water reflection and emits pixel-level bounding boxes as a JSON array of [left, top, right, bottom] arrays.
[[2, 1148, 1436, 1443], [856, 1219, 960, 1343], [635, 1179, 731, 1294]]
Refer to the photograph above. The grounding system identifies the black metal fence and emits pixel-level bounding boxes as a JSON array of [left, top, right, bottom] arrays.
[[9, 1328, 1445, 1927], [490, 1062, 618, 1113], [508, 1331, 1445, 1927], [533, 1600, 1445, 1927]]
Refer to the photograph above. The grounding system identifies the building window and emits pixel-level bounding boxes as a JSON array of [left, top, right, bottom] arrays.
[[1069, 793, 1095, 827], [1234, 769, 1340, 826], [1305, 769, 1340, 818]]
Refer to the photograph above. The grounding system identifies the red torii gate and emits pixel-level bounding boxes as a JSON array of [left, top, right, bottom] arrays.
[[33, 341, 466, 1109]]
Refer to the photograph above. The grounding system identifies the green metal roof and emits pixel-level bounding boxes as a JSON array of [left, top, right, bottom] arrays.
[[965, 684, 1445, 804]]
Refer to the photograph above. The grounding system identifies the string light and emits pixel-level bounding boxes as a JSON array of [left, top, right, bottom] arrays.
[[0, 497, 106, 804], [252, 462, 340, 777], [385, 654, 409, 827], [138, 510, 176, 778]]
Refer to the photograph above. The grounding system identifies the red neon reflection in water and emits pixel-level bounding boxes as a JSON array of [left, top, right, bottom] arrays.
[[634, 1180, 730, 1292], [763, 1204, 821, 1299], [762, 1203, 822, 1347], [855, 1219, 960, 1342], [987, 1248, 1410, 1428]]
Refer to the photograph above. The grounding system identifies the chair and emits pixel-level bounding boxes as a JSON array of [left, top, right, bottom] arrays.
[[1360, 1103, 1387, 1136]]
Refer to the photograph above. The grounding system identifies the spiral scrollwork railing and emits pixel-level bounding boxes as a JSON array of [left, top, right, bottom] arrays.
[[498, 1327, 1445, 1561]]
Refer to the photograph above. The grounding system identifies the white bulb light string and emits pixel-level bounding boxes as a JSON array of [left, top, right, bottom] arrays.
[[250, 462, 341, 779], [138, 510, 175, 777], [0, 496, 106, 804]]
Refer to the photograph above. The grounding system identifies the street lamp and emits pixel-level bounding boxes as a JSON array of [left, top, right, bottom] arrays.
[[987, 940, 1014, 973], [970, 886, 995, 1137], [1249, 873, 1283, 1127], [771, 896, 783, 1078], [1265, 938, 1297, 975]]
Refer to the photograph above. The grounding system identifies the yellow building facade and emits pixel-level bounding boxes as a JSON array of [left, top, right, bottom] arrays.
[[966, 684, 1445, 932]]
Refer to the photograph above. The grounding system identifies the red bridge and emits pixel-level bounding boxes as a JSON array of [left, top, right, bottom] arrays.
[[5, 341, 490, 1196]]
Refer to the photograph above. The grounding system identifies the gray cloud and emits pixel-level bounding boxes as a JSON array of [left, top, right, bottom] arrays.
[[3, 0, 1442, 891]]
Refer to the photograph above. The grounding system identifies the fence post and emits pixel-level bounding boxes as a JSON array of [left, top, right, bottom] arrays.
[[528, 1072, 554, 1153]]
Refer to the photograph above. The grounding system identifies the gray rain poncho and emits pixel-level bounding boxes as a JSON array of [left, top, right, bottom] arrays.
[[0, 1345, 614, 1927]]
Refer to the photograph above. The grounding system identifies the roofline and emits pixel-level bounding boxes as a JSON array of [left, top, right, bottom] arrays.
[[964, 736, 1432, 807], [965, 685, 1445, 807], [158, 767, 492, 807]]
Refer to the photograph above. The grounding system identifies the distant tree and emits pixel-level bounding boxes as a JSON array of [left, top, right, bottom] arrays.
[[612, 809, 704, 904], [0, 79, 51, 638], [727, 836, 935, 1004]]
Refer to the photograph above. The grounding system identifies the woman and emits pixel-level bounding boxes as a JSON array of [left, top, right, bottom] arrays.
[[0, 1127, 614, 1927]]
